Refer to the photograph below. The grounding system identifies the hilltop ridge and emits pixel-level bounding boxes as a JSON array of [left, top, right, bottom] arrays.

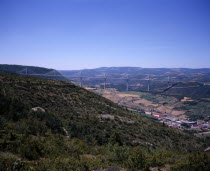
[[0, 64, 68, 81]]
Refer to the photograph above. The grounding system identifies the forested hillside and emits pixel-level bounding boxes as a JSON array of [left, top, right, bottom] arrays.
[[163, 82, 210, 99], [0, 64, 68, 81], [0, 72, 209, 170]]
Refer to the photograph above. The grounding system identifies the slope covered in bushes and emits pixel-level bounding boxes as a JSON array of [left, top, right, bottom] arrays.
[[0, 72, 209, 170]]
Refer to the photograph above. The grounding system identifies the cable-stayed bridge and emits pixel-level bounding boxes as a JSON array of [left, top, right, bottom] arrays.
[[17, 67, 176, 92]]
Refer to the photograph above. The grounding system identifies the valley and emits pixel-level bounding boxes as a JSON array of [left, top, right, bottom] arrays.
[[89, 88, 210, 137]]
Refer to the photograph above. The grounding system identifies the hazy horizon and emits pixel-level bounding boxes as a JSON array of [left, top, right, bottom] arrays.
[[1, 0, 210, 70], [2, 63, 210, 71]]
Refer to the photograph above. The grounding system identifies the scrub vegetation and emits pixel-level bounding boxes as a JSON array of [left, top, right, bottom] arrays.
[[0, 72, 209, 170]]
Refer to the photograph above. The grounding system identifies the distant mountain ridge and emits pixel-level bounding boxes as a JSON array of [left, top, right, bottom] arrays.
[[60, 67, 210, 74], [59, 67, 210, 96], [59, 67, 210, 81]]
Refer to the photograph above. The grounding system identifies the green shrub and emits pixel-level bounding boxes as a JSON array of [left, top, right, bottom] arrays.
[[0, 152, 20, 171], [126, 146, 146, 170], [20, 138, 44, 160]]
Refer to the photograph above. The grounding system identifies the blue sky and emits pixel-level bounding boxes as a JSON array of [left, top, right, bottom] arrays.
[[0, 0, 210, 70]]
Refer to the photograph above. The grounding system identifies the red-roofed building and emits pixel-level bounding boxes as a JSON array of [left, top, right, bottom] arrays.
[[153, 113, 166, 118]]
